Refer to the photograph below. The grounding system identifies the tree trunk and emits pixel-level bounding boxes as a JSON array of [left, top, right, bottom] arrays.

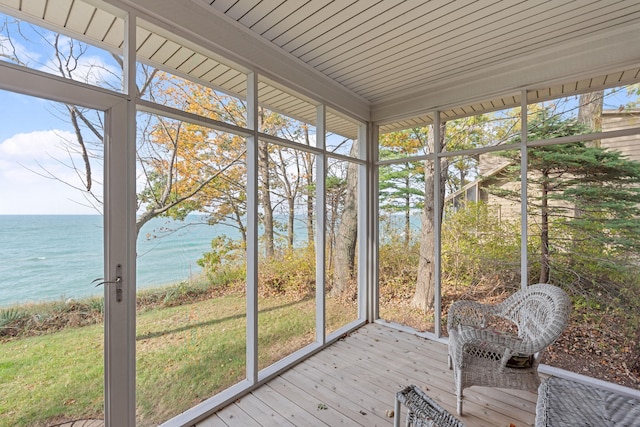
[[404, 175, 411, 248], [305, 151, 315, 247], [258, 112, 275, 257], [331, 141, 359, 297], [539, 176, 550, 283], [578, 90, 604, 147], [302, 127, 315, 246], [413, 124, 447, 311], [287, 195, 295, 249]]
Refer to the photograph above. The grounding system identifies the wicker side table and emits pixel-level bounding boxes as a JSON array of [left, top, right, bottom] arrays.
[[394, 385, 465, 427]]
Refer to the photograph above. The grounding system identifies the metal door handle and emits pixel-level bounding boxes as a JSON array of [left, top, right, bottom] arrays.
[[92, 264, 123, 302]]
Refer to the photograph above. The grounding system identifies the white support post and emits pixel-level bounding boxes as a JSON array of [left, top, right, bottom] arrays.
[[358, 122, 369, 321], [246, 72, 259, 384], [520, 89, 529, 289], [433, 111, 443, 338], [104, 11, 136, 427], [316, 104, 326, 344], [368, 122, 379, 323], [104, 99, 136, 427]]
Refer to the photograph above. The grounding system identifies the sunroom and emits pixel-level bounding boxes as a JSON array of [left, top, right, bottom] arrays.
[[1, 1, 640, 426]]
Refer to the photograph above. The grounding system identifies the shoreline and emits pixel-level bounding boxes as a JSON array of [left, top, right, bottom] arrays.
[[0, 273, 221, 339]]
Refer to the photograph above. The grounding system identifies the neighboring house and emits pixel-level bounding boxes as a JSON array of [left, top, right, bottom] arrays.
[[446, 110, 640, 219]]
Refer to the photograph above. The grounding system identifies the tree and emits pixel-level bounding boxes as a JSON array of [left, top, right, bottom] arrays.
[[577, 90, 603, 146], [378, 160, 424, 247], [331, 141, 359, 297], [414, 124, 448, 311], [325, 174, 346, 272], [1, 19, 253, 239], [490, 108, 640, 283], [136, 73, 248, 236]]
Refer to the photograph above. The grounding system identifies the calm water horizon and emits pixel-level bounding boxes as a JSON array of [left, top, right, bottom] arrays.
[[0, 214, 234, 308]]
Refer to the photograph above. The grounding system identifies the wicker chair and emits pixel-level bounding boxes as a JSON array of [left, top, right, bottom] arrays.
[[447, 283, 571, 416]]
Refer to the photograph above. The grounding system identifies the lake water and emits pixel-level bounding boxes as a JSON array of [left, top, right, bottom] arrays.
[[0, 215, 234, 307]]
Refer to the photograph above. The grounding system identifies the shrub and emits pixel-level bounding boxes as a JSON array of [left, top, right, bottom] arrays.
[[441, 201, 521, 292], [258, 246, 316, 298]]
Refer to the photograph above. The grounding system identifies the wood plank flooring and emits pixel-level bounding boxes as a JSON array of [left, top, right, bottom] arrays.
[[202, 323, 537, 426]]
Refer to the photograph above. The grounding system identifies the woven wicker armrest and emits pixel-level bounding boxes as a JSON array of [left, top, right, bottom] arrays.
[[396, 385, 465, 427], [447, 300, 499, 331], [455, 325, 528, 367]]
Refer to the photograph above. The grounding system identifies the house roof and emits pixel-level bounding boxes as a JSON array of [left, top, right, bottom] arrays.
[[1, 0, 640, 138]]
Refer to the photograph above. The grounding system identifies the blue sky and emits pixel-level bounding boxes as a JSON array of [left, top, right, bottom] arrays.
[[0, 94, 101, 215], [0, 14, 116, 215], [1, 13, 637, 215]]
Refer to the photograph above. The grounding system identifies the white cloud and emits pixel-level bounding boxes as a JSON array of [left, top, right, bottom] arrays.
[[0, 130, 103, 214], [0, 33, 42, 65]]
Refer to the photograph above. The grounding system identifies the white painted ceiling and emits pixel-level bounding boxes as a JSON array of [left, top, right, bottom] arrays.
[[204, 0, 638, 102], [1, 0, 640, 137]]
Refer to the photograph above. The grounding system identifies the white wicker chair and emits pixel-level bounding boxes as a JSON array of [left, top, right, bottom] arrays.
[[447, 283, 571, 416]]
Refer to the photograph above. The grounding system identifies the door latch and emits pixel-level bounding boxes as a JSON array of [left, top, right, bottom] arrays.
[[92, 264, 123, 302]]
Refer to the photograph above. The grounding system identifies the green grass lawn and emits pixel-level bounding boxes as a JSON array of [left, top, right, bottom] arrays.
[[0, 292, 355, 427]]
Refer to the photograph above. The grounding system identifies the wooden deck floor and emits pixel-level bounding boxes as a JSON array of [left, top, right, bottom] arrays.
[[200, 323, 537, 427]]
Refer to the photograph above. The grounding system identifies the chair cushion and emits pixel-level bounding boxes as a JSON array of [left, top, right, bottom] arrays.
[[506, 354, 534, 369]]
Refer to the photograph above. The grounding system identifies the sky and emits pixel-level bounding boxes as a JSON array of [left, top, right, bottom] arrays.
[[1, 13, 637, 215], [0, 14, 115, 215]]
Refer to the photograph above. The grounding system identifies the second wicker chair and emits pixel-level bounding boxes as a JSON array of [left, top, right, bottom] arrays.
[[447, 283, 571, 416]]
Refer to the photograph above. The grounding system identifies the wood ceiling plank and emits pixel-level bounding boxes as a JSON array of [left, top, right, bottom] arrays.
[[215, 70, 246, 94], [163, 47, 196, 70], [209, 0, 239, 14], [320, 0, 559, 80], [298, 0, 426, 64], [19, 0, 46, 19], [236, 0, 286, 28], [43, 0, 73, 27], [254, 0, 332, 41], [136, 31, 167, 59], [334, 2, 636, 100], [224, 0, 260, 20], [330, 0, 581, 83], [207, 65, 247, 90], [590, 75, 608, 88], [618, 69, 640, 85], [603, 71, 624, 86], [191, 58, 220, 79], [0, 0, 21, 10], [548, 85, 565, 99], [258, 0, 336, 43], [239, 0, 309, 35], [199, 64, 230, 84], [102, 16, 124, 48], [367, 11, 640, 102], [65, 1, 96, 35], [85, 9, 119, 42], [282, 0, 398, 55], [315, 0, 492, 76], [226, 76, 248, 97], [150, 39, 181, 64]]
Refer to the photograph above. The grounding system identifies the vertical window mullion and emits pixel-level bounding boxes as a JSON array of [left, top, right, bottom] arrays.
[[520, 89, 529, 289], [316, 105, 326, 344], [369, 123, 379, 323], [357, 123, 368, 321], [246, 72, 259, 384], [433, 111, 442, 338], [105, 10, 136, 427]]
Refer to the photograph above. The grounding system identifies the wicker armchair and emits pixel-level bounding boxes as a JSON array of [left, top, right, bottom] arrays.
[[447, 284, 571, 416]]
